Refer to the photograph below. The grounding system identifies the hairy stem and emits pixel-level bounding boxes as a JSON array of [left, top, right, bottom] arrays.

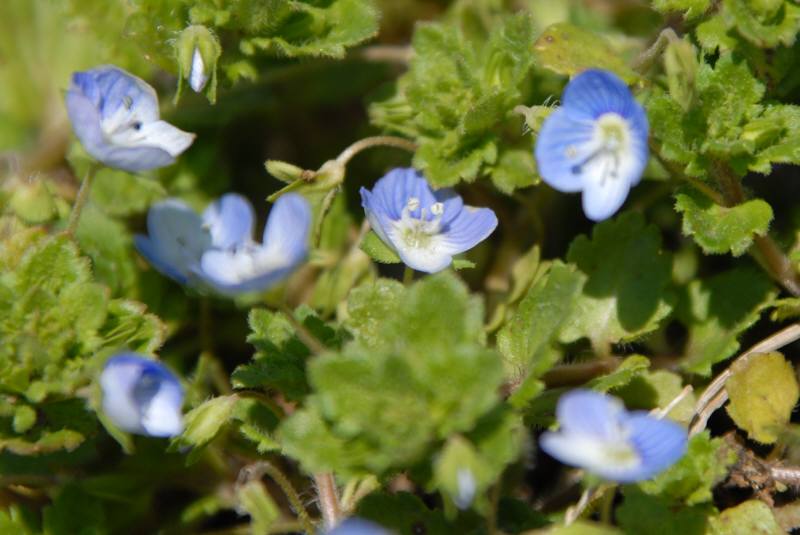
[[314, 472, 341, 531], [632, 27, 680, 74], [240, 462, 315, 534], [335, 135, 417, 167], [64, 163, 99, 236]]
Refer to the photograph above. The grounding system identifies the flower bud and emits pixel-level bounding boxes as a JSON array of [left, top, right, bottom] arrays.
[[176, 25, 221, 102]]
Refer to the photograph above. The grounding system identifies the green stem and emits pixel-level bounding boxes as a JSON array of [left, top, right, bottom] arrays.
[[64, 163, 99, 236], [250, 462, 316, 535], [313, 186, 340, 249], [402, 266, 414, 286], [632, 27, 680, 74], [335, 135, 417, 167], [279, 304, 327, 355]]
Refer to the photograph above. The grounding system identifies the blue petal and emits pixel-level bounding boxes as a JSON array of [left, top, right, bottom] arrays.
[[366, 167, 439, 220], [441, 206, 497, 254], [100, 353, 184, 437], [65, 65, 193, 172], [135, 199, 212, 285], [262, 193, 312, 264], [326, 518, 391, 535], [197, 249, 298, 295], [623, 412, 688, 481], [202, 193, 255, 249], [562, 70, 642, 122], [581, 170, 633, 222], [555, 389, 626, 442], [535, 106, 595, 193]]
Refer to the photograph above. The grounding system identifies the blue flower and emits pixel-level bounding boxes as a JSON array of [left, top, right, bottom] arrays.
[[134, 193, 311, 295], [360, 168, 497, 273], [100, 353, 184, 437], [535, 70, 649, 221], [326, 518, 392, 535], [539, 389, 687, 483], [198, 193, 311, 295], [65, 65, 195, 172]]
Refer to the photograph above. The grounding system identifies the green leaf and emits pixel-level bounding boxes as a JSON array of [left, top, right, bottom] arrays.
[[675, 188, 773, 256], [359, 230, 401, 264], [497, 262, 583, 378], [560, 213, 675, 351], [639, 431, 737, 505], [539, 522, 622, 535], [588, 355, 650, 393], [532, 23, 638, 83], [616, 370, 697, 424], [174, 395, 237, 450], [708, 500, 784, 535], [356, 492, 452, 535], [725, 352, 799, 444], [721, 0, 800, 48], [279, 273, 505, 476], [617, 489, 716, 535], [370, 12, 537, 186], [679, 267, 776, 375], [652, 0, 711, 20]]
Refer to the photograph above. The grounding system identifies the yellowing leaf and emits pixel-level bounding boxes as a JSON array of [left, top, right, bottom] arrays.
[[726, 352, 799, 444]]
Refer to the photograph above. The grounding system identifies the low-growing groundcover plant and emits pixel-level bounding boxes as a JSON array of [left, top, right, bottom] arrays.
[[4, 0, 800, 533]]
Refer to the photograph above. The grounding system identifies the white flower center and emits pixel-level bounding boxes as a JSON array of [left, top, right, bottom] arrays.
[[567, 112, 631, 184], [102, 96, 150, 146], [393, 197, 445, 249]]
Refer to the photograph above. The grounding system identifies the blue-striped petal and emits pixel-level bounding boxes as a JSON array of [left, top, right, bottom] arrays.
[[623, 412, 688, 480]]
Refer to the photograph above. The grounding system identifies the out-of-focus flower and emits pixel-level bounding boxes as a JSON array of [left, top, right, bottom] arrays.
[[539, 389, 687, 483], [326, 518, 393, 535], [535, 69, 649, 221], [100, 353, 184, 437], [198, 193, 311, 295], [360, 168, 497, 273], [65, 65, 195, 172], [134, 193, 311, 295], [455, 468, 477, 509]]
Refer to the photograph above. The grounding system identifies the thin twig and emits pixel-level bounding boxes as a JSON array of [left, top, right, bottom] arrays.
[[690, 323, 800, 435], [632, 27, 680, 74], [335, 135, 417, 167], [652, 385, 693, 419], [356, 45, 413, 64]]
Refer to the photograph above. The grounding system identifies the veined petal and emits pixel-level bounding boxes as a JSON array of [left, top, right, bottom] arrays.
[[360, 187, 393, 245], [135, 199, 212, 284], [202, 193, 255, 249], [115, 120, 195, 158], [370, 167, 438, 220], [624, 413, 688, 480], [562, 70, 641, 122], [535, 107, 595, 193], [262, 193, 312, 264], [441, 205, 497, 254]]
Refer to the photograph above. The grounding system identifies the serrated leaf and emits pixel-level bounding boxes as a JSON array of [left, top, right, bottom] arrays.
[[560, 213, 674, 351], [489, 149, 539, 194], [680, 267, 776, 375], [726, 352, 799, 444], [344, 278, 405, 351], [533, 23, 638, 83], [675, 188, 773, 256], [639, 431, 737, 505], [722, 0, 800, 48], [360, 230, 401, 264]]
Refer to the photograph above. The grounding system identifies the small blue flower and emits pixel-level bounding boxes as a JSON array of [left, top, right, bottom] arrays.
[[360, 168, 497, 273], [539, 389, 687, 483], [535, 70, 649, 221], [65, 65, 195, 172], [326, 518, 392, 535], [135, 193, 311, 295], [100, 353, 184, 437]]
